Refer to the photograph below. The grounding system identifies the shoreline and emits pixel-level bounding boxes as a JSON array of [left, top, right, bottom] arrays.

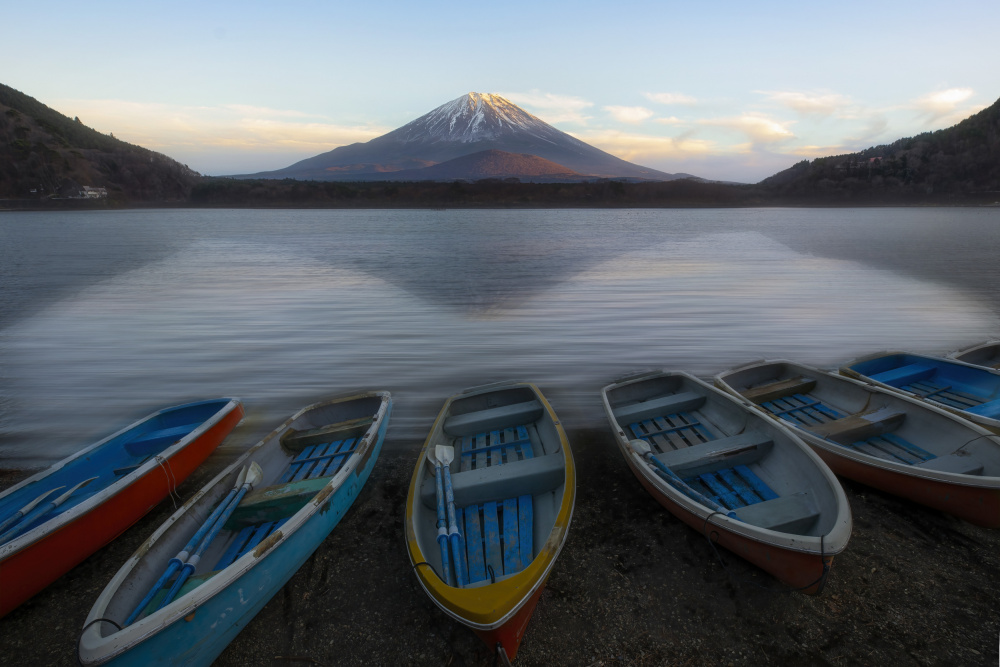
[[1, 427, 997, 665]]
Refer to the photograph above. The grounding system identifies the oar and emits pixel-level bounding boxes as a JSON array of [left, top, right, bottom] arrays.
[[0, 476, 99, 544], [436, 445, 467, 588], [629, 440, 739, 520], [0, 486, 65, 535], [429, 449, 453, 586], [158, 462, 263, 609], [124, 466, 249, 626]]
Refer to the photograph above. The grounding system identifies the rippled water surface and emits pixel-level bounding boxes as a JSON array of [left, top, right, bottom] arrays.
[[2, 208, 998, 466]]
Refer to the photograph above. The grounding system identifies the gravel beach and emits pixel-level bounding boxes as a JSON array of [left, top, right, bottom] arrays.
[[1, 427, 998, 666]]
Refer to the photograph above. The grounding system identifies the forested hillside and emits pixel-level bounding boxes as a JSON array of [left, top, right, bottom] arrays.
[[0, 84, 199, 202], [761, 97, 1000, 202]]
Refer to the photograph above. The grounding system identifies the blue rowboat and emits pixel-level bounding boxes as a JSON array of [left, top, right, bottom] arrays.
[[841, 351, 1000, 435], [0, 398, 243, 617], [78, 391, 391, 667]]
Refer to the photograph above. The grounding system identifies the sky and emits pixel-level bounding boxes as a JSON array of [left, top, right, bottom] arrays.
[[4, 0, 998, 183]]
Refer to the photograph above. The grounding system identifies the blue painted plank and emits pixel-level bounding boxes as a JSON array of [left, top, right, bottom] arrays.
[[519, 426, 534, 461], [464, 506, 486, 583], [214, 525, 255, 569], [502, 498, 520, 573], [717, 468, 761, 506], [878, 433, 936, 462], [518, 494, 533, 567], [698, 472, 743, 509], [482, 501, 503, 576], [281, 444, 319, 482], [734, 465, 778, 501], [321, 438, 357, 477], [459, 435, 473, 472]]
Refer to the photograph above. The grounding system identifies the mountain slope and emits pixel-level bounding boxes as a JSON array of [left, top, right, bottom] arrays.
[[0, 83, 199, 201], [238, 93, 685, 182], [351, 149, 585, 182], [761, 96, 1000, 198]]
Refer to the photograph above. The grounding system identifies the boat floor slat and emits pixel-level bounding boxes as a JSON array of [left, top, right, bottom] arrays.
[[683, 464, 777, 510], [457, 424, 536, 582], [904, 380, 985, 408]]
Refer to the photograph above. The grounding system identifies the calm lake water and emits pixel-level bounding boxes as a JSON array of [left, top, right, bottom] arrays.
[[1, 207, 999, 467]]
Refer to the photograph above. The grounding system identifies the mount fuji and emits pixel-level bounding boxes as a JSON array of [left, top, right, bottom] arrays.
[[237, 93, 691, 182]]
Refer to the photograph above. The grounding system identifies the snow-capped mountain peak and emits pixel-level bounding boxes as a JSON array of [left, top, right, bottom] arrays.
[[395, 92, 555, 144]]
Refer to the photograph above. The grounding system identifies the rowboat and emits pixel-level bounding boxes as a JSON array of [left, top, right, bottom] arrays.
[[715, 360, 1000, 528], [0, 398, 243, 618], [949, 340, 1000, 370], [840, 351, 1000, 435], [78, 391, 391, 666], [601, 371, 851, 594], [405, 382, 575, 663]]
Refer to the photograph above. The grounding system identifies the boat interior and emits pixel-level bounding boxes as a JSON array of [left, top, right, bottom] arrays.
[[606, 374, 841, 537], [0, 400, 232, 545], [846, 354, 1000, 420], [119, 396, 384, 625], [719, 362, 1000, 477], [415, 386, 567, 588]]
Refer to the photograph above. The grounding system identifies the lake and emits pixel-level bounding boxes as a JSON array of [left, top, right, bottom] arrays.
[[1, 207, 998, 467]]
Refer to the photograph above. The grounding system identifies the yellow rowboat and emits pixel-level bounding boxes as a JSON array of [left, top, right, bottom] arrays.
[[405, 382, 575, 663]]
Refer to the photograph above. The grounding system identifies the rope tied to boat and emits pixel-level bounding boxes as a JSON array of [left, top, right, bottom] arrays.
[[701, 512, 831, 595], [78, 617, 123, 656], [155, 455, 181, 509]]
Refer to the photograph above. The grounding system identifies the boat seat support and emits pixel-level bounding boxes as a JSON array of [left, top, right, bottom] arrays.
[[443, 401, 544, 437], [612, 392, 706, 425], [742, 377, 818, 404], [732, 492, 819, 533], [420, 453, 563, 509], [869, 363, 935, 387], [654, 432, 773, 477]]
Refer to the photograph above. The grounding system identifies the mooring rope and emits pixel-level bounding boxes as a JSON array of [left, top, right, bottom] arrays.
[[155, 455, 181, 509]]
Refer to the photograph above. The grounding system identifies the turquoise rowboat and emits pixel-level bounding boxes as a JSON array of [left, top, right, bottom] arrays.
[[78, 391, 391, 667]]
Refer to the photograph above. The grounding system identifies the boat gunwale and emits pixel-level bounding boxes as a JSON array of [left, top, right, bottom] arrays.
[[601, 370, 851, 556], [0, 398, 244, 559], [714, 359, 1000, 490], [78, 391, 391, 664], [405, 381, 576, 632]]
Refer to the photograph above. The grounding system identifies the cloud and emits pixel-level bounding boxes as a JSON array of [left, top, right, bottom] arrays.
[[698, 115, 795, 145], [570, 129, 716, 162], [761, 91, 853, 117], [644, 92, 697, 106], [914, 88, 974, 120], [603, 105, 654, 124], [501, 91, 593, 124], [50, 99, 387, 152], [655, 116, 684, 125]]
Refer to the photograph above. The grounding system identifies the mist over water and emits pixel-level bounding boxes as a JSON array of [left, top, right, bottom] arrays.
[[1, 208, 998, 466]]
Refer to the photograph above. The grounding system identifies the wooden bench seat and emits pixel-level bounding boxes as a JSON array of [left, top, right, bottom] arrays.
[[806, 406, 906, 444], [224, 475, 332, 528], [653, 432, 773, 477], [733, 492, 819, 533], [612, 391, 707, 425], [741, 376, 818, 404], [967, 398, 1000, 419], [443, 400, 544, 437]]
